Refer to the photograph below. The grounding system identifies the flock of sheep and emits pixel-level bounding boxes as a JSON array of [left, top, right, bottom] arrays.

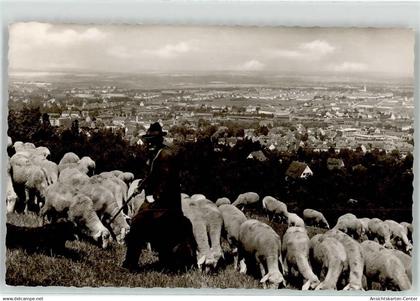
[[5, 138, 414, 291]]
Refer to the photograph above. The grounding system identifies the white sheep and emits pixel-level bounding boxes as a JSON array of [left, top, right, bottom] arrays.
[[182, 197, 223, 271], [286, 212, 305, 228], [384, 220, 412, 254], [238, 219, 286, 289], [262, 196, 288, 223], [10, 153, 49, 213], [390, 249, 412, 282], [77, 182, 130, 244], [309, 234, 347, 290], [217, 203, 247, 269], [215, 197, 231, 206], [232, 192, 260, 210], [333, 213, 365, 240], [40, 183, 111, 249], [367, 218, 393, 249], [323, 229, 364, 290], [361, 240, 411, 291], [303, 209, 329, 229], [282, 226, 320, 290]]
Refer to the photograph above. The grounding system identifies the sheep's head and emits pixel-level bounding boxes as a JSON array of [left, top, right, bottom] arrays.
[[94, 228, 111, 249], [260, 271, 286, 289]]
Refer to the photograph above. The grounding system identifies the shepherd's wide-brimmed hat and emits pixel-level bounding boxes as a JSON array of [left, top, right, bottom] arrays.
[[142, 122, 167, 140]]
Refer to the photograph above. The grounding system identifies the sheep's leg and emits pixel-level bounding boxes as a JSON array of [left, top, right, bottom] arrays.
[[258, 259, 266, 278], [24, 188, 30, 214], [239, 258, 247, 274], [232, 247, 239, 270], [283, 258, 289, 277]]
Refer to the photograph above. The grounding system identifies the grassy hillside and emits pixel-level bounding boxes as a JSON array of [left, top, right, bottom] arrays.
[[8, 211, 324, 288]]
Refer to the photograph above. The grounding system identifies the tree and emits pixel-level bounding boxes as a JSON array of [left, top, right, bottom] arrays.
[[255, 125, 269, 136], [8, 106, 42, 143]]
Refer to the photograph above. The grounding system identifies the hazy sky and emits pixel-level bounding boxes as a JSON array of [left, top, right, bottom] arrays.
[[9, 23, 415, 77]]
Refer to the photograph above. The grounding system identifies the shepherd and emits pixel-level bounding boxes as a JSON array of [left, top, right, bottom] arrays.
[[122, 122, 196, 272]]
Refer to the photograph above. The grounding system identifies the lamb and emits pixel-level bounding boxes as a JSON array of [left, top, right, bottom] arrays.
[[323, 229, 364, 290], [262, 196, 288, 223], [232, 192, 260, 210], [361, 240, 411, 291], [303, 209, 329, 229], [286, 212, 305, 228], [40, 183, 111, 249], [238, 219, 286, 289], [309, 234, 347, 290], [215, 197, 231, 207], [384, 220, 412, 254], [182, 197, 224, 271], [6, 221, 76, 256], [217, 203, 247, 269], [282, 226, 320, 290], [333, 213, 365, 240], [367, 218, 393, 249]]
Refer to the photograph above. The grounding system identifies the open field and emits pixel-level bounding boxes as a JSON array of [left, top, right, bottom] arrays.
[[6, 210, 326, 288]]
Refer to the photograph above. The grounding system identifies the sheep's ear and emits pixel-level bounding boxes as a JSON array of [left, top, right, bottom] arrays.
[[197, 255, 206, 266], [302, 280, 311, 290], [260, 273, 270, 283]]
